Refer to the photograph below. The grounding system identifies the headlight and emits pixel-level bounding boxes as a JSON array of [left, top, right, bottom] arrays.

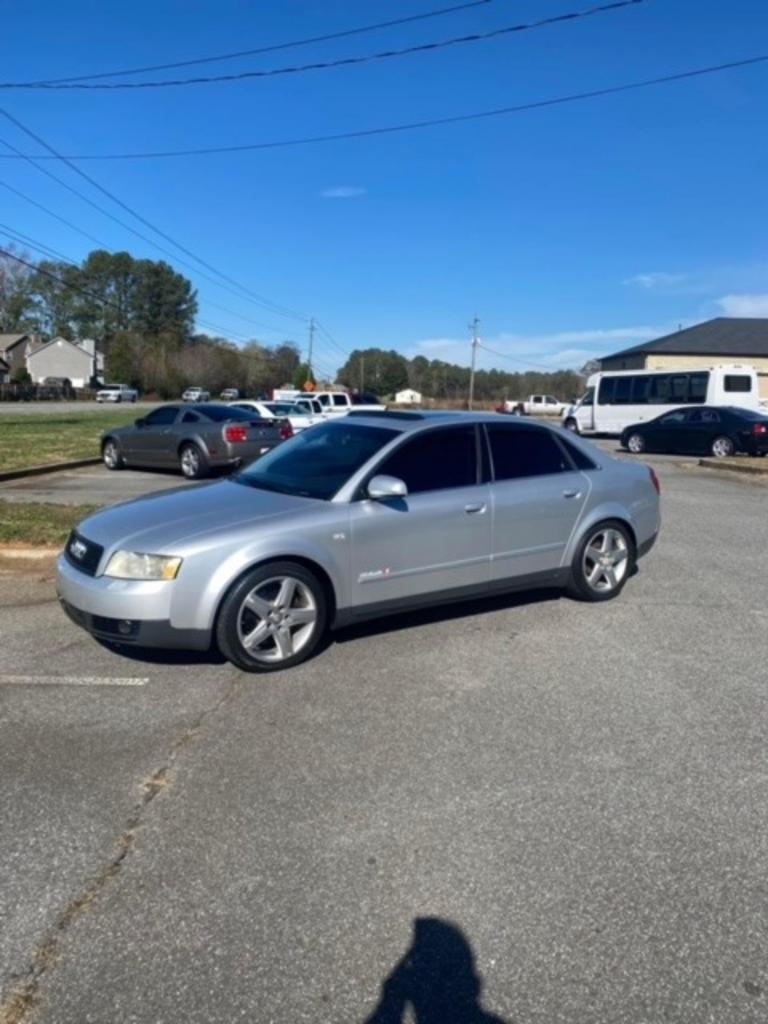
[[104, 551, 182, 580]]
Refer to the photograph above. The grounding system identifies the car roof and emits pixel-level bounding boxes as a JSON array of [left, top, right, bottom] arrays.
[[344, 410, 563, 432]]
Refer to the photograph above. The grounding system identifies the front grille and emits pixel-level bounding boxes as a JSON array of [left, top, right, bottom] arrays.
[[64, 531, 104, 577]]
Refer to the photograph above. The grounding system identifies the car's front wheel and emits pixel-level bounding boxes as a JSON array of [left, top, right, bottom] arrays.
[[102, 439, 124, 470], [626, 432, 645, 454], [564, 418, 579, 433], [568, 520, 635, 602], [711, 435, 734, 458], [179, 442, 208, 479], [216, 561, 328, 672]]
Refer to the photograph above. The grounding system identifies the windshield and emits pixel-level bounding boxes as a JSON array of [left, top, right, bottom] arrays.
[[267, 402, 309, 416], [234, 421, 398, 500]]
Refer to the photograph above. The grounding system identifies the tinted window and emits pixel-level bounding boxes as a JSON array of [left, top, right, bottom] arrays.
[[724, 375, 751, 393], [649, 375, 671, 403], [332, 394, 348, 407], [376, 426, 477, 494], [196, 404, 255, 422], [689, 372, 709, 403], [660, 410, 686, 425], [598, 378, 615, 405], [670, 375, 689, 403], [558, 435, 597, 470], [144, 406, 179, 426], [686, 408, 720, 423], [632, 377, 651, 404], [487, 425, 570, 480], [182, 411, 200, 424], [614, 377, 633, 404], [236, 422, 398, 500]]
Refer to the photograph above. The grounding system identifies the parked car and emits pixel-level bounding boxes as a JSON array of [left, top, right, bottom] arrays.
[[230, 399, 321, 433], [182, 386, 210, 403], [294, 396, 327, 419], [96, 383, 138, 403], [620, 405, 768, 458], [220, 388, 240, 401], [99, 403, 292, 479], [59, 412, 660, 673]]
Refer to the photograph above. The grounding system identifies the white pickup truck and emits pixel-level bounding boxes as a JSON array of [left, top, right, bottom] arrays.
[[302, 390, 386, 417], [96, 383, 138, 403], [498, 394, 567, 416]]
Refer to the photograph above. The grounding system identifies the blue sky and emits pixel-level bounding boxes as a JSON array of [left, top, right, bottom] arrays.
[[2, 0, 768, 378]]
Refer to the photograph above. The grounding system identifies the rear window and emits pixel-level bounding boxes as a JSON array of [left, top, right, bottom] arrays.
[[196, 404, 256, 422], [724, 375, 752, 393], [487, 425, 570, 480], [558, 435, 597, 470]]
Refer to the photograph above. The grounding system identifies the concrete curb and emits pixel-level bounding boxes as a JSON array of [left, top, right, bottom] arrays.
[[698, 458, 768, 476], [0, 457, 100, 484], [0, 545, 61, 560]]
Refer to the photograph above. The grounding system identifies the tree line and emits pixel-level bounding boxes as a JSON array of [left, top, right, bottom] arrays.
[[337, 348, 584, 403]]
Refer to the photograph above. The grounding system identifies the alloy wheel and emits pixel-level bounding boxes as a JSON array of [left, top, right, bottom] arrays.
[[103, 442, 120, 468], [180, 445, 201, 478], [582, 527, 629, 594], [236, 575, 318, 664], [711, 436, 734, 458], [627, 433, 645, 454]]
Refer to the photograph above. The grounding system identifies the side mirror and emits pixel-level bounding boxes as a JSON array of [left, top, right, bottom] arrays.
[[367, 474, 408, 500], [135, 417, 145, 428]]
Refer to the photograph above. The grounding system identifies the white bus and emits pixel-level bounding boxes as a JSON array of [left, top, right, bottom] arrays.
[[562, 364, 763, 436]]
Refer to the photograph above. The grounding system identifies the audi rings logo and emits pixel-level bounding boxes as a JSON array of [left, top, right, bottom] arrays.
[[69, 538, 87, 561]]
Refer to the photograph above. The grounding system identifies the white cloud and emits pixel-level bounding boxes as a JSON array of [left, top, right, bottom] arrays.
[[410, 324, 672, 370], [623, 272, 687, 290], [320, 186, 367, 199], [716, 293, 768, 317]]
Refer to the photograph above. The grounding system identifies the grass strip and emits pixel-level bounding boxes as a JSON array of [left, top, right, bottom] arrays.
[[0, 410, 138, 473], [0, 501, 99, 546]]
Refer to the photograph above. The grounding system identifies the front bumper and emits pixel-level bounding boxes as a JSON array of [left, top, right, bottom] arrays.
[[57, 555, 211, 650]]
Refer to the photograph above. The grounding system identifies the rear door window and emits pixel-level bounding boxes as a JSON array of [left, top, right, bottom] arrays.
[[487, 425, 570, 480], [144, 406, 180, 426]]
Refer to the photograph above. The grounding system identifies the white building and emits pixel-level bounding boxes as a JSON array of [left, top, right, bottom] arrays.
[[395, 388, 422, 405], [27, 337, 102, 388]]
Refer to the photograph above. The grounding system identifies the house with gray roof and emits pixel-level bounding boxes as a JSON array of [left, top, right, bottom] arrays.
[[599, 318, 768, 399], [0, 333, 44, 378]]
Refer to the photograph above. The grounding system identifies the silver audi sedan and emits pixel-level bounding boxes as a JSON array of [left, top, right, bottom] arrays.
[[57, 412, 660, 672]]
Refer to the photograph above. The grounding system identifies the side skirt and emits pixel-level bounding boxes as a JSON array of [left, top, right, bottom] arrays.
[[332, 568, 571, 630]]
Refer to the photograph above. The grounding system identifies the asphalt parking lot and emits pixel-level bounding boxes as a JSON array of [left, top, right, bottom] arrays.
[[1, 455, 767, 1023]]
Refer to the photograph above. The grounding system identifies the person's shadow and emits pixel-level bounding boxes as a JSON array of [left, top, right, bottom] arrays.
[[363, 917, 508, 1023]]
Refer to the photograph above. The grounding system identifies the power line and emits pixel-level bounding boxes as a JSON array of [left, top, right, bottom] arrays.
[[19, 1, 498, 85], [0, 2, 644, 91], [315, 320, 351, 358], [9, 53, 765, 161], [0, 176, 114, 250], [0, 109, 309, 323], [0, 246, 124, 314], [478, 341, 562, 372]]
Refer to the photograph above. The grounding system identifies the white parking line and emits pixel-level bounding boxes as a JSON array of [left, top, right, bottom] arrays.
[[0, 675, 148, 687]]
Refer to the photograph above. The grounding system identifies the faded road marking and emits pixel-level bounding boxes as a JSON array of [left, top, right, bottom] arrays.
[[0, 675, 148, 687]]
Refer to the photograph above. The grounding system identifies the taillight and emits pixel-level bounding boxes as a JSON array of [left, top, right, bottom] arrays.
[[280, 421, 294, 440], [225, 425, 248, 443], [648, 466, 661, 495], [752, 423, 767, 436]]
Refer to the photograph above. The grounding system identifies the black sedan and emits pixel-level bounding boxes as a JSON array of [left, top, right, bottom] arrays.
[[621, 405, 768, 458], [100, 403, 293, 479]]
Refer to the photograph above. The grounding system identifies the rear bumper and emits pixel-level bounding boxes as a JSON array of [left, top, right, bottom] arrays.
[[637, 531, 658, 559], [59, 597, 211, 650]]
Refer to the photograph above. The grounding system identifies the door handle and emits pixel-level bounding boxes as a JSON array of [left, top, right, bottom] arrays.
[[464, 502, 486, 514], [562, 489, 581, 499]]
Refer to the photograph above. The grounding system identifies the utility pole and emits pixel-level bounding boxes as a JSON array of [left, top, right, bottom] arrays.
[[307, 318, 316, 379], [468, 315, 480, 410]]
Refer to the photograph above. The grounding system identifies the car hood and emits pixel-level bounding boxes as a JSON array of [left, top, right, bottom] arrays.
[[77, 478, 317, 554]]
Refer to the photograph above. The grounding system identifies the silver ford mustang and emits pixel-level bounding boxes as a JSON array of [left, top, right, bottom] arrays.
[[57, 412, 660, 672]]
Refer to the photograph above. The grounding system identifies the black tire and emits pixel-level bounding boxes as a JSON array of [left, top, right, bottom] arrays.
[[179, 442, 208, 479], [567, 519, 636, 603], [102, 439, 125, 471], [710, 435, 734, 458], [626, 432, 645, 454], [216, 561, 328, 672], [564, 418, 579, 433]]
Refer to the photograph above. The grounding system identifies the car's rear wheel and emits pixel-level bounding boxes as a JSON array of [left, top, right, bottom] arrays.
[[626, 432, 645, 454], [102, 439, 124, 470], [711, 435, 734, 458], [216, 561, 328, 672], [568, 520, 635, 602], [179, 442, 208, 479]]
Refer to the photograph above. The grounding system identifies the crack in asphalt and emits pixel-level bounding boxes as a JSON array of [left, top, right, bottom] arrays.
[[0, 674, 243, 1024]]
